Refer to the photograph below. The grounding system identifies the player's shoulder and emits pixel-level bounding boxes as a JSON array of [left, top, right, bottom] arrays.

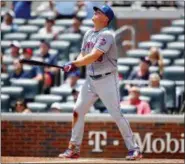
[[100, 29, 115, 38]]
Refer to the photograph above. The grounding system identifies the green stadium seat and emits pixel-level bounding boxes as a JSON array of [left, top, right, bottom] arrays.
[[80, 26, 92, 35], [55, 19, 73, 27], [171, 19, 184, 27], [2, 55, 14, 65], [1, 26, 11, 39], [140, 87, 166, 113], [38, 11, 55, 19], [27, 102, 48, 113], [56, 102, 75, 113], [160, 80, 176, 109], [1, 94, 10, 112], [17, 25, 39, 34], [34, 94, 63, 106], [160, 49, 181, 60], [118, 57, 140, 68], [10, 79, 40, 100], [178, 35, 184, 41], [33, 49, 59, 57], [117, 65, 130, 79], [7, 65, 33, 75], [20, 40, 41, 49], [30, 33, 54, 41], [167, 42, 184, 52], [3, 33, 28, 41], [163, 66, 184, 81], [138, 41, 163, 50], [1, 73, 9, 86], [27, 18, 45, 27], [174, 59, 184, 66], [13, 18, 27, 25], [53, 25, 66, 33], [82, 19, 94, 27], [126, 49, 149, 58], [120, 105, 137, 114], [160, 26, 184, 36], [1, 41, 11, 52], [50, 84, 72, 101], [1, 86, 24, 106], [94, 99, 106, 112], [150, 34, 175, 45]]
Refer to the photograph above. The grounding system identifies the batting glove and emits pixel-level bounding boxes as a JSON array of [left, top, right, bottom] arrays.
[[63, 62, 77, 72]]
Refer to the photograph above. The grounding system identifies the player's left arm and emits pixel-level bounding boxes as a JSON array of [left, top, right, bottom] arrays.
[[73, 32, 113, 67]]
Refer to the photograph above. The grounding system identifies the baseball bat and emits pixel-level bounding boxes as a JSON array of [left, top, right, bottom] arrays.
[[19, 59, 64, 70]]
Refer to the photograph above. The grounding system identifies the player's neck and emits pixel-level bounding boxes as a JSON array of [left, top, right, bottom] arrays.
[[94, 24, 107, 32]]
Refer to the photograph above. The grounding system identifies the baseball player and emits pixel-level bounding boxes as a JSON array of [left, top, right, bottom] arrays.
[[59, 5, 142, 160]]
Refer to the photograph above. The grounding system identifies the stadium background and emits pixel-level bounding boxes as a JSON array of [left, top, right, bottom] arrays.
[[1, 0, 184, 163]]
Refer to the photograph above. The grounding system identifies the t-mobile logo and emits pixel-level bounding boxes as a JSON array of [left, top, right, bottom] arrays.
[[88, 131, 107, 152]]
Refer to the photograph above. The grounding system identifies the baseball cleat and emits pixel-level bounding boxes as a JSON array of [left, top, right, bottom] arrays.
[[125, 150, 142, 160], [58, 149, 80, 159]]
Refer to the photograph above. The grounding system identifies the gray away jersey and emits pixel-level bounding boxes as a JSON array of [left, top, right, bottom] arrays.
[[81, 28, 118, 76]]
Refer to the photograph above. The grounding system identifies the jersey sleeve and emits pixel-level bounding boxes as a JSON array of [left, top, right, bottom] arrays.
[[94, 32, 113, 53], [80, 30, 91, 53]]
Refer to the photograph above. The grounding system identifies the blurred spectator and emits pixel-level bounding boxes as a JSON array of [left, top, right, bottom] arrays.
[[65, 69, 81, 88], [1, 11, 18, 31], [49, 102, 61, 113], [1, 53, 7, 73], [120, 87, 151, 115], [9, 41, 21, 58], [10, 59, 30, 79], [65, 16, 82, 34], [14, 99, 31, 113], [71, 88, 79, 102], [0, 1, 6, 7], [21, 48, 33, 60], [51, 1, 78, 19], [37, 40, 58, 92], [148, 47, 164, 77], [12, 1, 32, 19], [149, 73, 161, 88], [39, 18, 60, 37]]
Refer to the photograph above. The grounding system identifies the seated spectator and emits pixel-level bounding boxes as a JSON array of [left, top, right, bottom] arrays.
[[12, 1, 32, 19], [65, 69, 81, 88], [10, 59, 30, 79], [21, 48, 33, 60], [148, 47, 164, 77], [120, 87, 151, 115], [14, 100, 31, 113], [49, 102, 61, 113], [9, 41, 21, 59], [37, 40, 58, 92], [39, 18, 60, 37], [1, 11, 18, 31], [1, 53, 7, 73], [65, 16, 82, 34], [149, 73, 161, 88]]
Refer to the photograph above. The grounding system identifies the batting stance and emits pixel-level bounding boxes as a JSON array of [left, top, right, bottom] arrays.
[[59, 5, 142, 160]]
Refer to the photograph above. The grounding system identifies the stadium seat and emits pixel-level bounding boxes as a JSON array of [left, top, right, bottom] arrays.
[[160, 80, 176, 109], [167, 42, 184, 52], [150, 34, 175, 46], [160, 49, 181, 60], [138, 41, 163, 49], [160, 26, 184, 36], [82, 19, 94, 27], [33, 49, 59, 57], [38, 11, 55, 19], [1, 73, 9, 86], [2, 55, 14, 65], [94, 99, 106, 113], [118, 57, 140, 68], [27, 102, 48, 113], [140, 87, 166, 113], [1, 40, 11, 52], [27, 18, 45, 27], [50, 41, 70, 60], [174, 59, 184, 66], [55, 102, 75, 113], [10, 79, 40, 100], [126, 49, 149, 58], [20, 40, 41, 49], [117, 65, 130, 79], [30, 33, 54, 41], [1, 26, 11, 39], [1, 94, 10, 112], [178, 35, 184, 41], [13, 18, 27, 25], [17, 25, 39, 34], [120, 105, 137, 114], [34, 94, 63, 106], [171, 19, 184, 27], [1, 86, 24, 106], [50, 84, 72, 101], [80, 26, 92, 35], [7, 65, 33, 75], [55, 19, 73, 27], [163, 66, 184, 81], [3, 33, 28, 41]]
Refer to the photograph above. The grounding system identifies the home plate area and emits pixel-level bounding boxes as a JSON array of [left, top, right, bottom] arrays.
[[1, 157, 184, 164]]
